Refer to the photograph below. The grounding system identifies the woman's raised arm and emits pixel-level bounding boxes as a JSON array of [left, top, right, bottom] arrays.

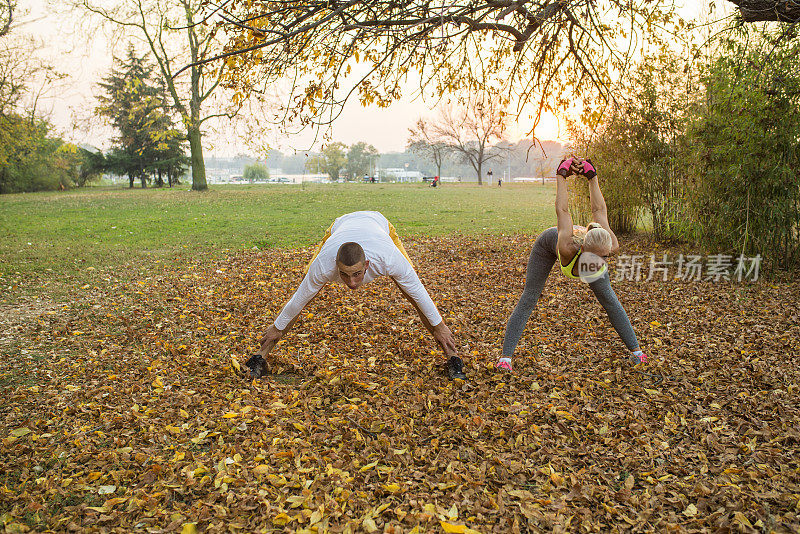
[[582, 160, 620, 253]]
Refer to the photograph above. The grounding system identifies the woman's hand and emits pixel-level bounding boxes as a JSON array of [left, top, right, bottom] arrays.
[[556, 157, 581, 177], [577, 159, 597, 180]]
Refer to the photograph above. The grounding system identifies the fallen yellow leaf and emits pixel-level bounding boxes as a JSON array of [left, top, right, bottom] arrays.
[[266, 474, 287, 487], [359, 461, 378, 472], [383, 483, 402, 493], [10, 428, 31, 438], [440, 521, 466, 533], [272, 513, 292, 526], [362, 516, 378, 532], [555, 410, 574, 421], [448, 503, 458, 520]]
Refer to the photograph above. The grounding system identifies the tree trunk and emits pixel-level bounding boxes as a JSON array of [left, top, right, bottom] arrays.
[[156, 169, 164, 187], [188, 124, 207, 191], [476, 147, 483, 185], [185, 2, 209, 193], [128, 174, 134, 189], [140, 173, 147, 188]]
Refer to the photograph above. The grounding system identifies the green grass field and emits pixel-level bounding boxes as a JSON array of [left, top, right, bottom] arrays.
[[0, 182, 556, 299]]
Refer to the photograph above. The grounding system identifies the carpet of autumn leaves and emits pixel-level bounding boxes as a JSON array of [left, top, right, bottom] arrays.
[[2, 234, 800, 533]]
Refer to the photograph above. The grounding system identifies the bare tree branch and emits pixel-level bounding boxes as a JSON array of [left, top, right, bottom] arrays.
[[424, 94, 511, 184], [0, 0, 13, 37], [728, 0, 800, 22]]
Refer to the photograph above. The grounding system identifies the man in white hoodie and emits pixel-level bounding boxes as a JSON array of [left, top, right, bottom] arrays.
[[253, 211, 465, 380]]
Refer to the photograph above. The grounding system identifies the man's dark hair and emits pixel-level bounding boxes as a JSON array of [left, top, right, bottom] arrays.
[[336, 242, 365, 266]]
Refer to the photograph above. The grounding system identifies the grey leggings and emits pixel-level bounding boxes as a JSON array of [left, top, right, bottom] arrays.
[[502, 227, 639, 358]]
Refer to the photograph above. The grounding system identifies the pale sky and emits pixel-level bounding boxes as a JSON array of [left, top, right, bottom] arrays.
[[19, 0, 715, 156]]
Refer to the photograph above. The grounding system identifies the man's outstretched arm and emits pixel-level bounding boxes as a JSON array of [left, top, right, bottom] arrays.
[[257, 304, 307, 357], [392, 279, 457, 356], [258, 269, 325, 357]]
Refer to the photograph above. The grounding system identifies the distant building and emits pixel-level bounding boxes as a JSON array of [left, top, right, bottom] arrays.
[[377, 168, 424, 182], [78, 143, 102, 154]]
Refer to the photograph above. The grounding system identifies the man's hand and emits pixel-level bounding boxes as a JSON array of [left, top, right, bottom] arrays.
[[258, 324, 283, 356], [432, 322, 458, 356]]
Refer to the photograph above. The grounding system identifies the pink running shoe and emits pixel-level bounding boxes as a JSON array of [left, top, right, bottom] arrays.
[[629, 352, 649, 366], [496, 358, 513, 372]]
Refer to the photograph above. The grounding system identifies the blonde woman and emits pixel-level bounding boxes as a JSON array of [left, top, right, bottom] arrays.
[[498, 158, 649, 372]]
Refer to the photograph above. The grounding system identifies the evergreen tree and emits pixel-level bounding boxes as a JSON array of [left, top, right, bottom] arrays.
[[97, 47, 185, 188]]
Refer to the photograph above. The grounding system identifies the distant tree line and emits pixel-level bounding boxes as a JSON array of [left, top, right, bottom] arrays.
[[0, 31, 105, 193], [219, 138, 564, 183], [303, 142, 379, 181]]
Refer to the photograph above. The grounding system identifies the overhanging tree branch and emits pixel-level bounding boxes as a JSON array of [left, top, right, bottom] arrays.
[[177, 1, 713, 139], [1, 0, 13, 37], [728, 0, 800, 22]]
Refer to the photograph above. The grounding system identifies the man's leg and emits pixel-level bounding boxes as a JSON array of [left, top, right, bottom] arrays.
[[392, 280, 454, 355], [304, 221, 335, 274], [387, 221, 415, 268], [393, 281, 464, 379]]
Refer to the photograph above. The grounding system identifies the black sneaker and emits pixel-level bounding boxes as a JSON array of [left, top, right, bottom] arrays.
[[245, 354, 268, 378], [445, 356, 466, 380]]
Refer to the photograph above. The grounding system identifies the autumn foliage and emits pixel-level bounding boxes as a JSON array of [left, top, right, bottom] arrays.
[[2, 235, 799, 532]]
